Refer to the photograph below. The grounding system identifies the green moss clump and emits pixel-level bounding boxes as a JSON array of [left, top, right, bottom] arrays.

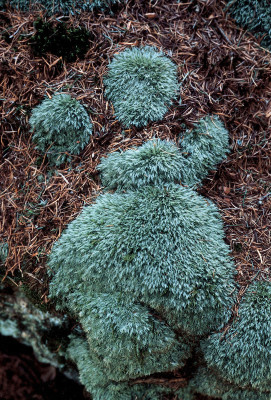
[[49, 145, 236, 336], [222, 388, 271, 400], [6, 0, 125, 14], [202, 281, 271, 391], [104, 46, 179, 128], [30, 19, 91, 63], [98, 139, 189, 190], [189, 367, 232, 398], [48, 138, 236, 398], [179, 115, 230, 186], [99, 117, 230, 191], [0, 242, 8, 265], [29, 93, 92, 166], [226, 0, 271, 51], [67, 335, 174, 400]]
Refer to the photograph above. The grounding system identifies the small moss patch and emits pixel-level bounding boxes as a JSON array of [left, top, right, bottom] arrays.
[[30, 18, 91, 63]]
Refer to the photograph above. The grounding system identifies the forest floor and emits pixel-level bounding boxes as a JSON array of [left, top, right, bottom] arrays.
[[0, 335, 87, 400], [0, 0, 271, 398]]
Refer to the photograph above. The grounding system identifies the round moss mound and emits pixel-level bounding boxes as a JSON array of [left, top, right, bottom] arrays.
[[50, 181, 236, 336], [104, 46, 179, 128], [29, 93, 92, 166], [98, 139, 189, 190], [49, 140, 236, 337], [0, 242, 8, 265], [48, 139, 236, 398], [99, 117, 230, 191], [188, 367, 232, 399], [223, 388, 271, 400], [202, 280, 271, 391]]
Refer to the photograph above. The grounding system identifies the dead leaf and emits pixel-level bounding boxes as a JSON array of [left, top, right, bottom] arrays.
[[223, 186, 231, 194]]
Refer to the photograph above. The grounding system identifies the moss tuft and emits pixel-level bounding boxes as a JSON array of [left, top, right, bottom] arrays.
[[29, 93, 92, 166], [104, 46, 179, 128], [226, 0, 271, 51], [202, 281, 271, 391], [30, 19, 91, 63]]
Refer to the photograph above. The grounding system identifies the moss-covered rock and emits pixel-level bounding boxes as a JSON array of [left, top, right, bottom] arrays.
[[202, 281, 271, 391], [0, 287, 69, 369]]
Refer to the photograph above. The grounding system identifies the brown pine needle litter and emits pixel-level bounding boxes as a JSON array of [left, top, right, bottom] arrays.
[[0, 0, 271, 308]]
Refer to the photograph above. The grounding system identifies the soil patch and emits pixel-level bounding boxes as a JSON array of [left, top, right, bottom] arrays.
[[0, 335, 88, 400]]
